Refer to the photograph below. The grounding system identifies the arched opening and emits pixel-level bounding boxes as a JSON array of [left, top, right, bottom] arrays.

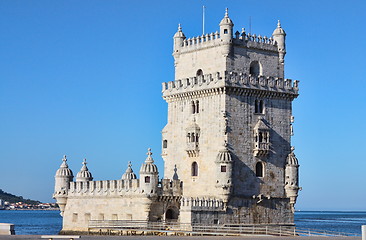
[[255, 162, 264, 177], [165, 208, 178, 222], [191, 162, 198, 176], [196, 100, 199, 113], [191, 101, 196, 114], [196, 69, 203, 76], [249, 61, 262, 77], [163, 140, 168, 148]]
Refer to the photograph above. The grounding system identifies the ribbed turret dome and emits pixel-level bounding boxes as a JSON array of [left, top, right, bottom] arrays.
[[272, 20, 286, 36], [76, 159, 93, 181], [174, 24, 186, 38], [216, 142, 233, 163], [122, 161, 137, 180], [55, 155, 73, 177], [286, 147, 299, 165], [140, 148, 158, 174], [219, 8, 234, 26]]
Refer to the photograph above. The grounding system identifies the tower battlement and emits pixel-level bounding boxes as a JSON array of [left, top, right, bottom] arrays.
[[176, 31, 278, 55], [162, 71, 299, 99]]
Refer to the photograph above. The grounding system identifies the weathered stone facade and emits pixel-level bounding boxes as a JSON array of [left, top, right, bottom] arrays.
[[53, 9, 300, 233]]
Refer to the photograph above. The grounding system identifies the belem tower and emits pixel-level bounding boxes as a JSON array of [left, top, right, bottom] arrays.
[[53, 9, 300, 233]]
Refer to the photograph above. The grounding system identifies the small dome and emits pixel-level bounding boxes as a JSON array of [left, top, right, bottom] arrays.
[[55, 155, 73, 177], [272, 20, 286, 36], [286, 147, 299, 165], [140, 148, 158, 174], [174, 24, 186, 38], [122, 161, 137, 180], [76, 159, 93, 181], [219, 8, 234, 26], [216, 141, 233, 163]]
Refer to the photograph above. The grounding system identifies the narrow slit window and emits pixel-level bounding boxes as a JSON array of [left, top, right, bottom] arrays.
[[255, 162, 264, 177]]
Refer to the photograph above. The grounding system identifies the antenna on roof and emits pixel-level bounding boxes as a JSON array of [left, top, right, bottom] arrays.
[[202, 5, 206, 35], [249, 16, 252, 34]]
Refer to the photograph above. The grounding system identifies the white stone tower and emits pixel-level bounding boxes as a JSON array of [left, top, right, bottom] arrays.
[[53, 155, 73, 216], [162, 9, 300, 224]]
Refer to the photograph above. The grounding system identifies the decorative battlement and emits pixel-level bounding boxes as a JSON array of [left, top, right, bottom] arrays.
[[176, 30, 278, 54], [62, 178, 183, 197], [68, 179, 140, 196], [181, 197, 226, 210], [162, 71, 299, 98]]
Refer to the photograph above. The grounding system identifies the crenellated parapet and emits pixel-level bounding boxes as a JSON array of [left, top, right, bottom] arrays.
[[180, 197, 226, 211], [175, 30, 278, 55], [68, 179, 141, 196], [162, 71, 299, 100], [160, 179, 183, 196]]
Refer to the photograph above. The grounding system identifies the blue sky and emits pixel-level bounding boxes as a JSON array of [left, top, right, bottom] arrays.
[[0, 0, 365, 210]]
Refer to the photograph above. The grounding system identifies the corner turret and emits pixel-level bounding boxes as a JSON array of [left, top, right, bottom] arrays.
[[173, 24, 186, 54], [53, 155, 73, 216], [215, 141, 233, 202], [139, 148, 159, 195], [76, 159, 93, 182], [272, 20, 286, 64], [285, 147, 300, 212], [219, 8, 234, 41]]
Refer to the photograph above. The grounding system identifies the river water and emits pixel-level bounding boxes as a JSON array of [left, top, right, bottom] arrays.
[[0, 210, 365, 235]]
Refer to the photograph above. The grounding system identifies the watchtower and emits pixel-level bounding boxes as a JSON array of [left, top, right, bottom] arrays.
[[162, 9, 300, 224]]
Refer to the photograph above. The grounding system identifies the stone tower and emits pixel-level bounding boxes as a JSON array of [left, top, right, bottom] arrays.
[[162, 9, 300, 224]]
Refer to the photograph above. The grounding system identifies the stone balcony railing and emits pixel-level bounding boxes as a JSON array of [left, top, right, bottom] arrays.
[[162, 72, 299, 98]]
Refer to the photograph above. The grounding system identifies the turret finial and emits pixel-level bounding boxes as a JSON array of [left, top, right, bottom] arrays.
[[145, 148, 154, 163], [277, 20, 281, 28], [62, 155, 67, 162], [178, 23, 182, 32], [128, 161, 132, 168], [82, 158, 87, 165], [225, 8, 229, 17]]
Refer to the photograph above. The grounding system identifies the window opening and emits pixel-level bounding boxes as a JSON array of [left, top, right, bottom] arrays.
[[224, 29, 228, 34], [163, 140, 168, 148], [145, 176, 151, 183], [255, 162, 264, 177], [249, 61, 261, 77], [221, 165, 227, 172], [191, 162, 198, 176]]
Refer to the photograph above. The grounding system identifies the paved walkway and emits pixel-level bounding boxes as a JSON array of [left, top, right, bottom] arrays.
[[0, 236, 361, 240]]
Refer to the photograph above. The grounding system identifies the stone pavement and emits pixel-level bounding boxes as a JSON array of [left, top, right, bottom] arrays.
[[0, 235, 361, 240]]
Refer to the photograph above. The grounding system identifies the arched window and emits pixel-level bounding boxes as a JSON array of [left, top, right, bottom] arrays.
[[187, 133, 191, 142], [191, 162, 198, 176], [163, 140, 168, 148], [249, 61, 262, 77], [195, 134, 199, 143], [145, 176, 151, 183], [196, 100, 199, 113], [191, 133, 195, 142], [191, 101, 196, 114], [255, 162, 264, 177], [196, 69, 203, 76]]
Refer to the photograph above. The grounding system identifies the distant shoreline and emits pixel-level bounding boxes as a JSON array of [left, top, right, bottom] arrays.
[[0, 208, 59, 211]]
